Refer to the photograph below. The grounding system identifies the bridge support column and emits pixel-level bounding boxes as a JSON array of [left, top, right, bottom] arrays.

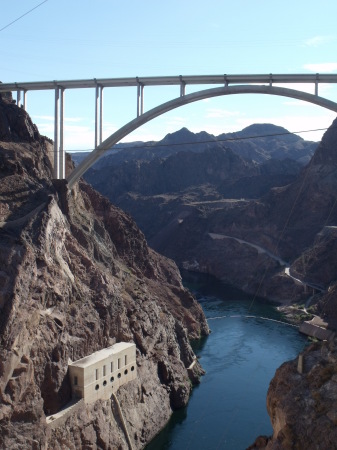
[[99, 86, 103, 144], [15, 89, 27, 109], [94, 84, 104, 148], [59, 88, 65, 179], [16, 90, 21, 108], [54, 87, 59, 179], [54, 87, 65, 179], [137, 81, 144, 117], [180, 75, 185, 96], [23, 90, 27, 110], [315, 73, 319, 96]]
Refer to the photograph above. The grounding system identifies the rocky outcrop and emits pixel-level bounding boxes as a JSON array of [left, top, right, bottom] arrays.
[[0, 94, 209, 449], [249, 338, 337, 449], [0, 91, 40, 143], [85, 146, 261, 199]]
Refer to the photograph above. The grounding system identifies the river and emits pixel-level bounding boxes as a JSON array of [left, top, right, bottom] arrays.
[[146, 273, 308, 450]]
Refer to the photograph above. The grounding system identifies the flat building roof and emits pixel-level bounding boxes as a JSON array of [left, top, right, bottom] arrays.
[[69, 342, 135, 368]]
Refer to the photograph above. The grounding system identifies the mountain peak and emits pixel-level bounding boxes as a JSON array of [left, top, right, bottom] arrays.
[[241, 123, 289, 134], [160, 127, 196, 144], [238, 123, 303, 144]]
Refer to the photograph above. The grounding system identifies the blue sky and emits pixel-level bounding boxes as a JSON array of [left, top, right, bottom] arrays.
[[1, 0, 337, 149]]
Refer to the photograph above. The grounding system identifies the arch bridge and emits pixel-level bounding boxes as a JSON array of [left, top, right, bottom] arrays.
[[1, 73, 337, 187]]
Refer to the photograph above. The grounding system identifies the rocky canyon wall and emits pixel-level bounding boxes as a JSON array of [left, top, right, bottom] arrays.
[[0, 93, 209, 449]]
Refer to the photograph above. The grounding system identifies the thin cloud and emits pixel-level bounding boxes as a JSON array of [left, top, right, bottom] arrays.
[[35, 123, 53, 134], [283, 100, 309, 107], [303, 63, 337, 73], [165, 116, 186, 126], [206, 108, 241, 119], [33, 115, 84, 123], [122, 131, 162, 143], [64, 117, 83, 123], [303, 35, 335, 47], [33, 115, 54, 121]]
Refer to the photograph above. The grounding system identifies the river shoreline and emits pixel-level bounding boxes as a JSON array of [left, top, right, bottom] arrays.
[[145, 272, 308, 450]]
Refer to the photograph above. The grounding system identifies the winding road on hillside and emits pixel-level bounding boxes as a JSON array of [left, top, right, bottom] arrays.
[[208, 233, 325, 294]]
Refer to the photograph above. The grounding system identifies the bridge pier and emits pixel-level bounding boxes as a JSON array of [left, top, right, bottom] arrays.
[[16, 89, 27, 110], [54, 86, 65, 179], [95, 83, 104, 148], [180, 75, 186, 96], [136, 80, 144, 117]]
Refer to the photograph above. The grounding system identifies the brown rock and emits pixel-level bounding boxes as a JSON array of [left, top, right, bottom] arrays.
[[0, 96, 209, 449], [263, 340, 337, 449]]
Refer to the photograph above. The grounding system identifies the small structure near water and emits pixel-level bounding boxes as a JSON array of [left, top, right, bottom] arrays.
[[69, 342, 137, 404], [299, 317, 335, 341]]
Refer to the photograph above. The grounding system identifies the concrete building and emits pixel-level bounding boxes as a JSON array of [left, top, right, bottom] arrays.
[[69, 342, 137, 404], [299, 322, 335, 341]]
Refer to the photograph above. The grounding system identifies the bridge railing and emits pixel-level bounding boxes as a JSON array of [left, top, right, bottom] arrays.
[[2, 73, 337, 92]]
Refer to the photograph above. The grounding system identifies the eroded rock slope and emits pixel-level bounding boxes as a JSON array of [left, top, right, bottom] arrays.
[[249, 338, 337, 450], [0, 93, 209, 449]]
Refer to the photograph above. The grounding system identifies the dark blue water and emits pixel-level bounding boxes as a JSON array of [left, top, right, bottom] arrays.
[[146, 274, 308, 450]]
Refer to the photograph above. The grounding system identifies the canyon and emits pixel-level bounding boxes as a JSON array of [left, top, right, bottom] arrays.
[[1, 88, 337, 449], [0, 92, 209, 449], [83, 123, 337, 310], [83, 118, 337, 448]]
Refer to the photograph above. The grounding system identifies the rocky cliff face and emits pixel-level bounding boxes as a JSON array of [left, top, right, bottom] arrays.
[[0, 93, 209, 449], [85, 146, 260, 199], [249, 338, 337, 450]]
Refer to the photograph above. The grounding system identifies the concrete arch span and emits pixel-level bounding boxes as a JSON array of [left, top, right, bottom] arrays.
[[67, 84, 337, 188]]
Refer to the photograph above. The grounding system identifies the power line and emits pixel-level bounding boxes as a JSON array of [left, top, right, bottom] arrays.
[[0, 0, 48, 33], [66, 126, 330, 153]]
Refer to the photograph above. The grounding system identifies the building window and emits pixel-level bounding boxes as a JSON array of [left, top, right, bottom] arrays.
[[74, 376, 78, 386], [110, 376, 114, 382], [111, 361, 113, 373], [95, 384, 99, 390], [131, 366, 135, 372], [103, 365, 106, 377], [124, 369, 128, 375], [103, 380, 107, 386], [125, 355, 127, 365], [95, 369, 99, 380], [118, 373, 121, 378], [118, 358, 121, 369]]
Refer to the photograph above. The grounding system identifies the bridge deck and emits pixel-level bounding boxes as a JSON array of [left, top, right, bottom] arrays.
[[1, 73, 337, 91]]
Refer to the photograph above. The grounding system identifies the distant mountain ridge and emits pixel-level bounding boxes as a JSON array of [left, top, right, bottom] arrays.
[[71, 123, 317, 168], [83, 124, 313, 229], [85, 145, 302, 202], [80, 119, 337, 311]]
